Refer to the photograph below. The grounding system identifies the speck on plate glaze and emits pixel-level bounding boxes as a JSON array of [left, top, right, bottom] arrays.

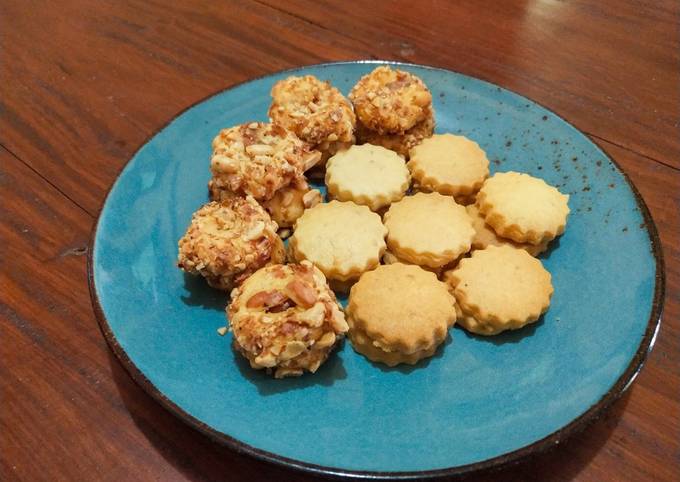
[[89, 61, 663, 479]]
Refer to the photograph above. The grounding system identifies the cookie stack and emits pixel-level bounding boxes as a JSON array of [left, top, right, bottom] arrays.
[[441, 171, 570, 334], [445, 246, 554, 335], [208, 121, 324, 233], [176, 65, 572, 379], [269, 75, 357, 178], [228, 261, 348, 378], [349, 66, 435, 158], [177, 196, 285, 291], [383, 192, 475, 275], [347, 264, 456, 366]]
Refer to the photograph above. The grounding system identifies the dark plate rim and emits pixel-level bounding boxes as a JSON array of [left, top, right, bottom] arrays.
[[86, 60, 666, 480]]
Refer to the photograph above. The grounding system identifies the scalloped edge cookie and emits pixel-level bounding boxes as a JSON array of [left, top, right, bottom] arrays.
[[289, 200, 387, 282], [446, 245, 553, 331], [407, 133, 489, 197], [476, 171, 570, 245], [347, 263, 456, 366], [325, 144, 410, 211], [466, 204, 549, 256], [383, 192, 474, 268]]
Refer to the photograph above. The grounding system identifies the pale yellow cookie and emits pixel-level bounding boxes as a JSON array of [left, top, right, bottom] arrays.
[[262, 177, 322, 228], [407, 134, 490, 198], [383, 192, 474, 269], [446, 245, 553, 333], [269, 75, 356, 146], [466, 204, 549, 256], [228, 262, 348, 378], [476, 171, 570, 245], [289, 200, 387, 283], [349, 66, 432, 134], [177, 197, 285, 291], [347, 264, 456, 366], [325, 144, 410, 211], [355, 110, 435, 158], [210, 122, 320, 201]]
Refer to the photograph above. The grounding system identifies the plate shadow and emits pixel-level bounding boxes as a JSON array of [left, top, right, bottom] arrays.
[[180, 272, 229, 312]]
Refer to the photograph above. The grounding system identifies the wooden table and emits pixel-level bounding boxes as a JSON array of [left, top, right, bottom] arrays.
[[2, 1, 678, 480]]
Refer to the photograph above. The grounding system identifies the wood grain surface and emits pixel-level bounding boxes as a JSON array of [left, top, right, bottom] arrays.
[[1, 1, 678, 480]]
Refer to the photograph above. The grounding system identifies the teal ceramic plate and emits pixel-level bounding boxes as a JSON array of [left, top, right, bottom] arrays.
[[88, 61, 664, 479]]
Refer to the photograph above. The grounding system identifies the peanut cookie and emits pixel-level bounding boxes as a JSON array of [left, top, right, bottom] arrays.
[[466, 204, 548, 256], [408, 134, 490, 198], [355, 110, 434, 158], [228, 262, 348, 378], [349, 66, 432, 134], [177, 197, 285, 291], [262, 177, 322, 228], [383, 192, 474, 269], [289, 200, 387, 285], [347, 264, 456, 366], [269, 75, 356, 146], [210, 122, 320, 201], [325, 144, 410, 211], [476, 171, 570, 245], [445, 245, 553, 335]]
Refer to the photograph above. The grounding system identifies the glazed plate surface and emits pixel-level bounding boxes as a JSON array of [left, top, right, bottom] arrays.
[[89, 61, 663, 478]]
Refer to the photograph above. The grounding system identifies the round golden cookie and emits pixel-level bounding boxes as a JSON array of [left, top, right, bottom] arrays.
[[289, 200, 387, 283], [210, 122, 320, 201], [177, 197, 285, 291], [228, 262, 349, 378], [325, 144, 410, 211], [446, 245, 553, 333], [476, 171, 570, 245], [383, 192, 474, 269], [349, 66, 432, 134], [466, 204, 548, 256], [347, 263, 456, 366], [355, 110, 435, 158], [262, 178, 322, 228], [268, 75, 356, 146], [407, 134, 490, 198]]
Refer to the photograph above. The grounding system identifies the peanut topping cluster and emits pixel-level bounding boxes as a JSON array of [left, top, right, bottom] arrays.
[[210, 122, 320, 201], [228, 262, 349, 378], [261, 177, 322, 229], [269, 75, 356, 146], [349, 66, 432, 134], [177, 196, 284, 291]]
